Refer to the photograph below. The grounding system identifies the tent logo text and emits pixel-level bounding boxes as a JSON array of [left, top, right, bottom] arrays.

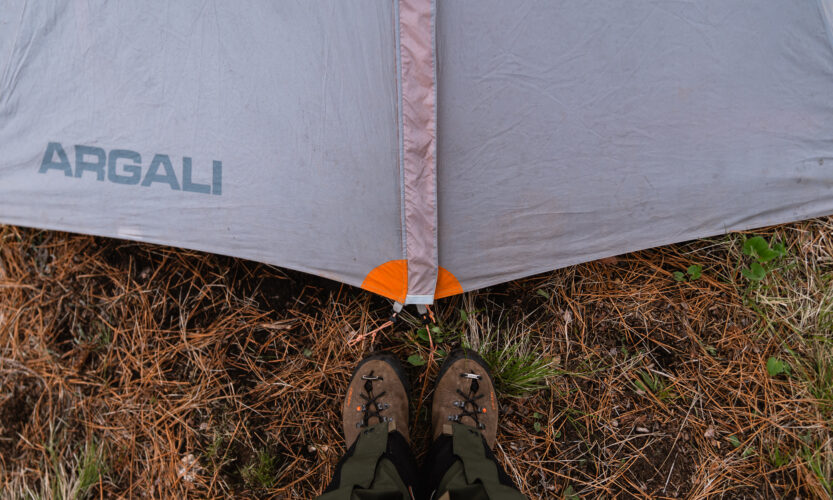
[[38, 142, 222, 195]]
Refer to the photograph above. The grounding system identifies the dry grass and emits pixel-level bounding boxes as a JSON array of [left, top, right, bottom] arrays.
[[0, 219, 831, 498]]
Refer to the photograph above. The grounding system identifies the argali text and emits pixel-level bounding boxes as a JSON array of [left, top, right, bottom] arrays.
[[38, 142, 222, 195]]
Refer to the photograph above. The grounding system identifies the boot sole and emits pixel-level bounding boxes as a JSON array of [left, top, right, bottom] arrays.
[[349, 351, 410, 393]]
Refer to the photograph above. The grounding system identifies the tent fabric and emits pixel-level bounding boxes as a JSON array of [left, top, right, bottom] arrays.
[[2, 1, 833, 304], [0, 1, 405, 292], [435, 0, 833, 292]]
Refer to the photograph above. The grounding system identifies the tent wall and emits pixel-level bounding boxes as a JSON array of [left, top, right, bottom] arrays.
[[436, 0, 833, 292], [0, 1, 404, 290], [3, 1, 833, 303]]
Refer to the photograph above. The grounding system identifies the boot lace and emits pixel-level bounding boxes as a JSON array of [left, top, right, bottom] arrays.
[[355, 371, 393, 428], [448, 372, 487, 430]]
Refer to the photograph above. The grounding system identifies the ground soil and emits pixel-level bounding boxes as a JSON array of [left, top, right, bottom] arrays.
[[0, 224, 829, 498]]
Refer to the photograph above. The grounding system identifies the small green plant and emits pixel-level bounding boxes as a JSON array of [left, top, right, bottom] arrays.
[[782, 343, 833, 417], [801, 443, 832, 496], [76, 441, 106, 496], [458, 302, 557, 396], [673, 264, 702, 282], [768, 446, 790, 468], [204, 433, 224, 462], [729, 436, 756, 458], [563, 484, 580, 500], [406, 353, 426, 366], [532, 412, 544, 433], [412, 324, 457, 347], [740, 236, 786, 282], [40, 438, 108, 500], [632, 370, 675, 400], [809, 347, 833, 415], [481, 344, 558, 397], [766, 356, 791, 377], [73, 320, 112, 350], [239, 449, 279, 489], [401, 316, 454, 367]]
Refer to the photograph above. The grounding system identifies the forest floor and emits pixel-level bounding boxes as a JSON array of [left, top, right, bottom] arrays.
[[0, 219, 831, 498]]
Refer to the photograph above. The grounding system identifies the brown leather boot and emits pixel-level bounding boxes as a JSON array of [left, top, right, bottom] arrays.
[[342, 352, 410, 448], [431, 348, 499, 447]]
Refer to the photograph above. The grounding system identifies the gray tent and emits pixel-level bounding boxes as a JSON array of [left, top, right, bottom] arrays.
[[2, 1, 833, 304]]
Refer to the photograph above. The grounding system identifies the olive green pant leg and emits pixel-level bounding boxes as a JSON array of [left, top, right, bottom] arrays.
[[434, 423, 526, 500], [318, 423, 413, 500]]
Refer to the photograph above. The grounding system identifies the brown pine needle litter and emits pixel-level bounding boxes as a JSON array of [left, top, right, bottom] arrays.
[[1, 219, 832, 499]]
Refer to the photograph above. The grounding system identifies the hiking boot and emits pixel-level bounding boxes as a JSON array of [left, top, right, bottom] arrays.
[[343, 352, 410, 447], [432, 348, 499, 447]]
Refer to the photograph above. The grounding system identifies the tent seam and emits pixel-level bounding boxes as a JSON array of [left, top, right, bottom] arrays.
[[819, 0, 833, 54], [430, 0, 438, 293], [394, 0, 408, 265], [398, 0, 438, 303]]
